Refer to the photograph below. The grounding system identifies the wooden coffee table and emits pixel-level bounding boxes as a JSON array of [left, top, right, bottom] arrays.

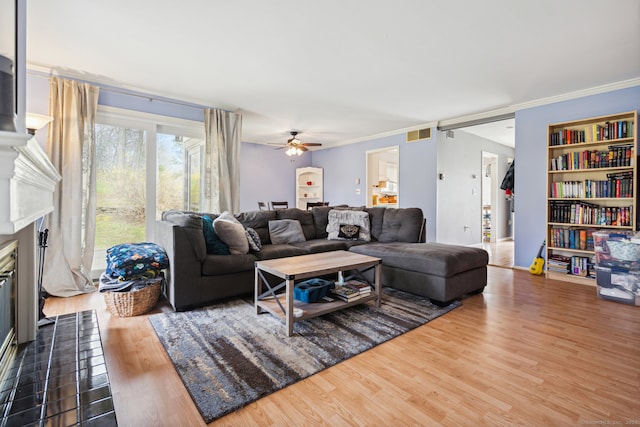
[[254, 250, 382, 336]]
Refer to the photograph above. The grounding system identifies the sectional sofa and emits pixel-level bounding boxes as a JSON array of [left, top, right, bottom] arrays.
[[155, 206, 488, 311]]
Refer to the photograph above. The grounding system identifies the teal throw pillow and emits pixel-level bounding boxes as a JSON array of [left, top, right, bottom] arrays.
[[202, 215, 230, 255]]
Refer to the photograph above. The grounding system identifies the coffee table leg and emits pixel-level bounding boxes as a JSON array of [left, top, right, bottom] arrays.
[[286, 277, 294, 336], [255, 267, 262, 314], [374, 262, 381, 308]]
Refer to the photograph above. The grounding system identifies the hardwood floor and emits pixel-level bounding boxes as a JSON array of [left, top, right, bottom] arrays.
[[483, 239, 514, 268], [43, 267, 640, 426]]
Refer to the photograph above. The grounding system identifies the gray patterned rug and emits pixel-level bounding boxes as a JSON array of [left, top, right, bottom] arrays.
[[148, 287, 460, 423]]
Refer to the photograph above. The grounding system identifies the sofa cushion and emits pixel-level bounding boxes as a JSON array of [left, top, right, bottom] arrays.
[[254, 244, 308, 260], [292, 239, 349, 254], [237, 210, 277, 245], [327, 210, 371, 241], [161, 210, 207, 261], [269, 219, 306, 244], [276, 208, 316, 240], [311, 206, 332, 239], [378, 208, 423, 243], [213, 213, 249, 255], [202, 253, 257, 275], [350, 242, 488, 277], [201, 215, 231, 255], [365, 207, 386, 241]]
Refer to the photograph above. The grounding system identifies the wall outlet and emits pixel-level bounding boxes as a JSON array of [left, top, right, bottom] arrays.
[[355, 188, 361, 195]]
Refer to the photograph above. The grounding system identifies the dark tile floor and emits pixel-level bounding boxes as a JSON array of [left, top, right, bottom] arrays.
[[0, 311, 117, 426]]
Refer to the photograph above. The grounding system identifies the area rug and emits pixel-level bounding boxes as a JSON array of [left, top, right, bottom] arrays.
[[148, 288, 460, 423]]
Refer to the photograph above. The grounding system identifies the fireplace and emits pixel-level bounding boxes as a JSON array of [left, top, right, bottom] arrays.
[[0, 130, 61, 365]]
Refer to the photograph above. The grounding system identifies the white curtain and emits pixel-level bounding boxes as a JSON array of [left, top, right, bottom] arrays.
[[203, 108, 242, 213], [42, 77, 100, 297]]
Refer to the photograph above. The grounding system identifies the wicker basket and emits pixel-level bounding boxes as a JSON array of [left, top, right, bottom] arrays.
[[104, 280, 162, 317]]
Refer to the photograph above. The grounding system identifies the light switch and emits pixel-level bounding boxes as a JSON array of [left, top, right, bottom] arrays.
[[355, 188, 361, 195]]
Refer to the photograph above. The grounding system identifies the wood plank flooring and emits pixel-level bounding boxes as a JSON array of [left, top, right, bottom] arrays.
[[43, 267, 640, 426]]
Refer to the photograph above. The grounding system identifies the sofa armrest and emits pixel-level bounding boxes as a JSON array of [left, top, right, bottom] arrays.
[[155, 220, 204, 310]]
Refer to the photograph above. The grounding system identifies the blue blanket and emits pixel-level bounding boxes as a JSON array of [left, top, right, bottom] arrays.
[[105, 242, 169, 281]]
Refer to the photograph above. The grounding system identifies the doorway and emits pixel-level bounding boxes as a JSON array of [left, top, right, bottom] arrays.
[[366, 147, 399, 208], [437, 118, 515, 267], [482, 152, 498, 243]]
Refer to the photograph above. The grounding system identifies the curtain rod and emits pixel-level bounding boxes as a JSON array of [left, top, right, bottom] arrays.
[[27, 68, 230, 112]]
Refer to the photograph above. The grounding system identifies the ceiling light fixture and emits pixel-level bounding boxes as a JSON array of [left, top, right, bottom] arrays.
[[286, 146, 303, 156]]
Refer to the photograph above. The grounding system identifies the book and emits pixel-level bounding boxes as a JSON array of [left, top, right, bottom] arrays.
[[344, 280, 372, 295], [331, 285, 360, 302]]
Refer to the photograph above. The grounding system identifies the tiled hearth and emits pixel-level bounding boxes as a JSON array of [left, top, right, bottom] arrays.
[[0, 311, 117, 426]]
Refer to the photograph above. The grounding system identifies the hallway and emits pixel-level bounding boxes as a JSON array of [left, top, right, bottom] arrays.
[[483, 239, 514, 269]]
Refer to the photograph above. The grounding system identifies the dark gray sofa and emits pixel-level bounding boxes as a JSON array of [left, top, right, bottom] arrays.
[[155, 206, 488, 311]]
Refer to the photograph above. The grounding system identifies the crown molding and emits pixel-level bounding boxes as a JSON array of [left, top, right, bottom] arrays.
[[436, 77, 640, 129]]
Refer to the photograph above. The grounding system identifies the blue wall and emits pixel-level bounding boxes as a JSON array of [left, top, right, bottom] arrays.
[[514, 85, 640, 268], [312, 133, 438, 241], [26, 72, 640, 267], [239, 143, 311, 212]]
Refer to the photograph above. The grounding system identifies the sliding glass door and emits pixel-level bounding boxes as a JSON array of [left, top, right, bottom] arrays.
[[91, 108, 204, 276]]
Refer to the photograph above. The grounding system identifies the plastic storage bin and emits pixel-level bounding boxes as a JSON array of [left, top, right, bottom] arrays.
[[294, 278, 335, 303], [593, 231, 640, 269], [595, 266, 640, 306]]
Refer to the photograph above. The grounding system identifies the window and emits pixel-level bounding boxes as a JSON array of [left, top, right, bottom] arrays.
[[92, 107, 204, 276], [95, 123, 147, 252]]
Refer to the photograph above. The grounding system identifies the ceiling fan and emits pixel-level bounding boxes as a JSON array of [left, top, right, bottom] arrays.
[[279, 131, 322, 156]]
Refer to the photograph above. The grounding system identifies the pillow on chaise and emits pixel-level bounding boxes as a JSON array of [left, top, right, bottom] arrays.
[[268, 219, 306, 244], [327, 210, 371, 241], [202, 215, 230, 255], [245, 227, 262, 252], [213, 212, 249, 254]]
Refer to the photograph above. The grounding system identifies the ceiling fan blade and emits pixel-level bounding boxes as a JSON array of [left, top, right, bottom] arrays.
[[301, 143, 322, 147], [300, 146, 308, 152]]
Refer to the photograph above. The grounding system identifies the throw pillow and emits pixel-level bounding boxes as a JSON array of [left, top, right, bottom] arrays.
[[213, 214, 249, 255], [268, 219, 306, 245], [337, 224, 361, 240], [201, 215, 230, 255], [327, 210, 371, 241], [246, 227, 262, 252], [217, 211, 241, 224]]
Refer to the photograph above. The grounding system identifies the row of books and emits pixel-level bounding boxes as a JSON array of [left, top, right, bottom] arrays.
[[549, 227, 596, 251], [547, 254, 595, 278], [549, 120, 634, 146], [330, 280, 372, 302], [549, 173, 634, 198], [549, 145, 633, 171], [549, 201, 633, 226]]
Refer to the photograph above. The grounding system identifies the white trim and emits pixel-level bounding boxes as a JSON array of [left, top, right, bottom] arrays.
[[27, 64, 220, 111], [430, 78, 640, 130], [327, 78, 640, 148], [31, 63, 639, 149]]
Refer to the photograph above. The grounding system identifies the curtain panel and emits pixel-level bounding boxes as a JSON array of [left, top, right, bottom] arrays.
[[43, 77, 99, 297], [204, 108, 242, 213]]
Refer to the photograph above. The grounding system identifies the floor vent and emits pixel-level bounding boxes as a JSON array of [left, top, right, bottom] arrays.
[[406, 128, 431, 142]]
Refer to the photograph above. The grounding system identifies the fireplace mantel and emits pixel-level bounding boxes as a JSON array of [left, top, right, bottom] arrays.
[[0, 130, 61, 234]]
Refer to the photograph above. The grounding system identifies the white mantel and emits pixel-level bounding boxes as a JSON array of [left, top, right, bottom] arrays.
[[0, 130, 61, 234], [0, 130, 60, 344]]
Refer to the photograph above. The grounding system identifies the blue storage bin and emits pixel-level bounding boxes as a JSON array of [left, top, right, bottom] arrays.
[[294, 278, 335, 303]]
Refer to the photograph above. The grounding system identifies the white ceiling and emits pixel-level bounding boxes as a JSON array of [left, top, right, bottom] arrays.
[[461, 119, 515, 147], [26, 0, 640, 148]]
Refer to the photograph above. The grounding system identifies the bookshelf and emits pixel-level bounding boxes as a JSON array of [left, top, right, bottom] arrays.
[[546, 111, 638, 286], [295, 167, 323, 210]]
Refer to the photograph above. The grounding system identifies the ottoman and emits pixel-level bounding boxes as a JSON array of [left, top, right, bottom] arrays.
[[349, 242, 489, 306]]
